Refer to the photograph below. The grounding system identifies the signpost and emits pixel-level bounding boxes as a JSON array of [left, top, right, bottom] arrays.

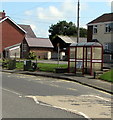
[[57, 43, 60, 67]]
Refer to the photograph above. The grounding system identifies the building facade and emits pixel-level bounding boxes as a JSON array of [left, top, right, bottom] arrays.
[[0, 11, 26, 58], [87, 13, 113, 62]]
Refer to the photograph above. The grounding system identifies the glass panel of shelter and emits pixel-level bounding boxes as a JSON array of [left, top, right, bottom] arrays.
[[76, 47, 83, 74], [69, 47, 76, 73], [70, 47, 75, 58], [85, 47, 91, 74]]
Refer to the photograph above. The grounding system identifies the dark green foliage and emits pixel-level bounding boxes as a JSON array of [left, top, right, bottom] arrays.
[[28, 52, 37, 60], [80, 27, 87, 37], [49, 20, 87, 39]]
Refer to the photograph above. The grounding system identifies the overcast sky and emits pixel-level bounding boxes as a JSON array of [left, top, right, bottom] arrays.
[[1, 0, 112, 38]]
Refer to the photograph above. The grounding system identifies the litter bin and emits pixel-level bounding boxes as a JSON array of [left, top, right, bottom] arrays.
[[24, 60, 32, 71], [32, 62, 37, 71], [8, 59, 16, 70]]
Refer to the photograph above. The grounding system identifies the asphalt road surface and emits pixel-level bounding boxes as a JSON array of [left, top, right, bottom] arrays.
[[1, 72, 112, 119]]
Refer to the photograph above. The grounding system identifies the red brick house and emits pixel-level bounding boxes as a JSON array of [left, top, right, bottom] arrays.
[[0, 11, 26, 58], [0, 11, 54, 59]]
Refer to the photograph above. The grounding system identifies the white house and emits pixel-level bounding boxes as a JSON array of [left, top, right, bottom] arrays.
[[87, 13, 113, 63]]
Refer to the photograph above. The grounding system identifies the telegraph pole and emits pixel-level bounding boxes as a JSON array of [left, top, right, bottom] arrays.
[[77, 0, 80, 43]]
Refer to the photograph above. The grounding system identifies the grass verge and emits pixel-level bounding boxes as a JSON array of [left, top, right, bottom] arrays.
[[100, 69, 113, 82], [16, 61, 68, 72], [38, 63, 67, 72]]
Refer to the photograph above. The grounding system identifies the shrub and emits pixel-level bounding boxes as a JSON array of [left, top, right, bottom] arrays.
[[28, 52, 37, 60]]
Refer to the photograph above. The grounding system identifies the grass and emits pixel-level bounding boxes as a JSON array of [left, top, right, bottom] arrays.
[[100, 69, 113, 82], [38, 63, 68, 72], [16, 61, 24, 70], [15, 61, 68, 72]]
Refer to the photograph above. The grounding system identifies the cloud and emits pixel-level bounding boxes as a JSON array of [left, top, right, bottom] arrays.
[[24, 1, 89, 37], [24, 1, 78, 22], [49, 6, 62, 17], [24, 10, 33, 15], [35, 6, 63, 20]]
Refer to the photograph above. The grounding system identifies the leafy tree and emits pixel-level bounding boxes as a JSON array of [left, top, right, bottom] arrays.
[[80, 27, 87, 37], [48, 20, 87, 40]]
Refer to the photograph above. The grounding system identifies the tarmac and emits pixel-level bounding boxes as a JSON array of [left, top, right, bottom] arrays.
[[1, 68, 113, 94]]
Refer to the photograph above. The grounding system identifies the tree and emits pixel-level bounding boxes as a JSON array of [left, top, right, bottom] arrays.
[[48, 20, 87, 40], [80, 27, 87, 37]]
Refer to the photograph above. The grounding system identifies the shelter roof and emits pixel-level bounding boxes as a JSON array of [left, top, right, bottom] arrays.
[[58, 35, 87, 44], [70, 42, 102, 47]]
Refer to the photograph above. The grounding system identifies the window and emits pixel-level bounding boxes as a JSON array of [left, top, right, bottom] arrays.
[[93, 25, 97, 34], [23, 44, 27, 52], [105, 23, 113, 33]]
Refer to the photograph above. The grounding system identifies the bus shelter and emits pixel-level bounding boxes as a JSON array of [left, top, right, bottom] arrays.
[[68, 42, 103, 75]]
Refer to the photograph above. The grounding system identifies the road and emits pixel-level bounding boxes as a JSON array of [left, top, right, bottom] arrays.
[[2, 72, 112, 119]]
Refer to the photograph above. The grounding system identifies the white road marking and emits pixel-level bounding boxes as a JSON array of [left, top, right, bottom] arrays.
[[2, 88, 21, 96], [25, 96, 91, 120], [19, 96, 22, 98], [81, 95, 110, 102]]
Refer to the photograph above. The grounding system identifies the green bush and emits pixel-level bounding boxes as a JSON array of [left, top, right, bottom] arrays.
[[28, 52, 37, 60], [2, 59, 10, 68]]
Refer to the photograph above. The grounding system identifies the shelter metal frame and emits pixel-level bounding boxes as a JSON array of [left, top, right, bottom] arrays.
[[68, 42, 103, 75]]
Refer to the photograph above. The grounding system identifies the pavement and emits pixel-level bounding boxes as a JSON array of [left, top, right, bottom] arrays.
[[1, 68, 113, 94]]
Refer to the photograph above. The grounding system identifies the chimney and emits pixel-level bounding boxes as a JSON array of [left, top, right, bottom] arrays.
[[0, 10, 6, 19]]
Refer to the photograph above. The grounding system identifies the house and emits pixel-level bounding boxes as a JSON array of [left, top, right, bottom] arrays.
[[21, 37, 54, 59], [0, 11, 54, 59], [0, 11, 26, 58], [87, 13, 113, 62], [51, 35, 87, 60]]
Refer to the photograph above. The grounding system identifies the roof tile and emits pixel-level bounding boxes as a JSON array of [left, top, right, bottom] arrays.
[[26, 37, 54, 48]]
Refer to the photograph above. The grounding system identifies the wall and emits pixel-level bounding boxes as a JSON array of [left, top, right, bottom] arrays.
[[20, 39, 30, 58], [30, 47, 53, 59], [92, 23, 112, 44]]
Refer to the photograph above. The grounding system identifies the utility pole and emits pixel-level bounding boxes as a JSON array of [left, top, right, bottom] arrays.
[[77, 0, 80, 43]]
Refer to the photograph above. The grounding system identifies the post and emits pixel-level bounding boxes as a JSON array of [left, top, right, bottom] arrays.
[[77, 0, 80, 43], [57, 43, 60, 67]]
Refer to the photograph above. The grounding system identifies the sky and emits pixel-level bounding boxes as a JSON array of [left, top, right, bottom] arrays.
[[0, 0, 112, 38]]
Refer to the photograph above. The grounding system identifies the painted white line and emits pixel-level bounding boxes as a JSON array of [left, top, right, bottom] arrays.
[[32, 96, 40, 104], [25, 96, 91, 120], [94, 96, 110, 102], [2, 88, 21, 96], [19, 96, 22, 98], [78, 112, 92, 120], [52, 105, 92, 120], [81, 95, 110, 102]]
